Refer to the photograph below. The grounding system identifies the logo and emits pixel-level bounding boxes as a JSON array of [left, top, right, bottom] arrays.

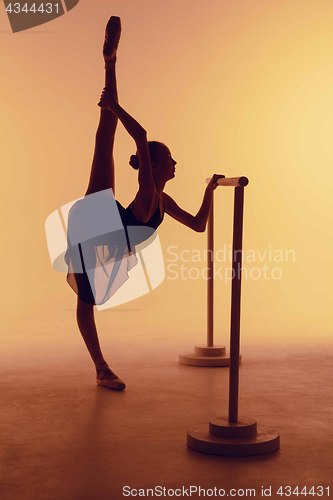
[[3, 1, 80, 33], [45, 189, 165, 310]]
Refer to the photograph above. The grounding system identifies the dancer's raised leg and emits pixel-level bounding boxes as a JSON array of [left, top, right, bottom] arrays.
[[85, 16, 121, 196]]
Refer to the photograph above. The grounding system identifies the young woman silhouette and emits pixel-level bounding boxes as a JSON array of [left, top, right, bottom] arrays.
[[69, 16, 221, 391]]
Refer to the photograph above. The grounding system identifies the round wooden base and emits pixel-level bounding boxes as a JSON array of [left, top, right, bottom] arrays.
[[187, 417, 280, 456], [179, 345, 230, 367]]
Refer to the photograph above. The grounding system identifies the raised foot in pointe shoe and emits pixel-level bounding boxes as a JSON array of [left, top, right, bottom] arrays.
[[103, 16, 121, 62]]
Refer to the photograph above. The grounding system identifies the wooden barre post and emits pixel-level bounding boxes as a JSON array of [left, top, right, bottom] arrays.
[[228, 186, 244, 423], [207, 194, 214, 347], [187, 174, 280, 456]]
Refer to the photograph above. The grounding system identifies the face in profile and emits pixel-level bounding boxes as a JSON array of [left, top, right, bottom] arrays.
[[153, 144, 177, 182]]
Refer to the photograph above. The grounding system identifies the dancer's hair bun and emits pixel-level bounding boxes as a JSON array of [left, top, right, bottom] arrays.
[[129, 154, 140, 170]]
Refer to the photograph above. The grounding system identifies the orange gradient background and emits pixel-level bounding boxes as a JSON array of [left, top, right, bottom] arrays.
[[0, 0, 332, 346]]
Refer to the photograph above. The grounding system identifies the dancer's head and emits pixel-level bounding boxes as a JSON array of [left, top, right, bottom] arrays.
[[129, 141, 177, 184]]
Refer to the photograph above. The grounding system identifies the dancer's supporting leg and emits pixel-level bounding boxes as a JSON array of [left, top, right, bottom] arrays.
[[76, 17, 125, 389], [76, 296, 105, 367]]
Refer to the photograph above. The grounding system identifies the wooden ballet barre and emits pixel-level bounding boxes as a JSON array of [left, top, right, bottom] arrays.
[[206, 176, 249, 187]]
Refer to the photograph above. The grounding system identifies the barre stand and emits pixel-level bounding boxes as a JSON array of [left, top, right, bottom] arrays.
[[187, 176, 280, 455], [179, 177, 248, 367]]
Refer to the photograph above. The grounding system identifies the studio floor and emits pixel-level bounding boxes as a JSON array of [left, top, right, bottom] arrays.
[[1, 305, 332, 500]]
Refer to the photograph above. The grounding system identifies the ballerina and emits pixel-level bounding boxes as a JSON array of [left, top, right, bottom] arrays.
[[66, 16, 221, 391]]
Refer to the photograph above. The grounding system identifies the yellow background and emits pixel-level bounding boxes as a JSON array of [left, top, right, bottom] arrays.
[[1, 0, 332, 345]]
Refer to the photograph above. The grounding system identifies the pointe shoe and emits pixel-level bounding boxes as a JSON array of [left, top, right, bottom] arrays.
[[103, 16, 121, 63], [96, 366, 126, 391]]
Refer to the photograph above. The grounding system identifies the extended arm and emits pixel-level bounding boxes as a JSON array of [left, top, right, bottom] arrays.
[[100, 99, 155, 190], [99, 97, 158, 221], [162, 174, 224, 232]]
